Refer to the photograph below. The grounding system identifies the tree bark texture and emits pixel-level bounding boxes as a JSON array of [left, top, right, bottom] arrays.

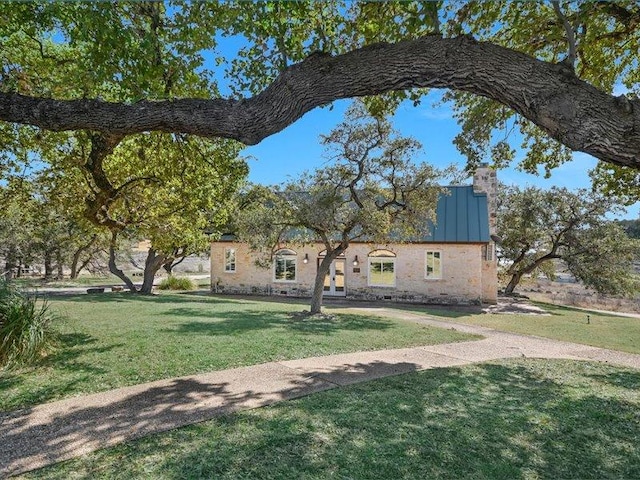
[[55, 249, 64, 279], [70, 235, 98, 279], [140, 248, 167, 294], [108, 232, 138, 292], [505, 252, 561, 294], [43, 252, 53, 281], [0, 36, 638, 169], [310, 247, 345, 314], [310, 256, 332, 314], [504, 272, 523, 295], [163, 255, 185, 275]]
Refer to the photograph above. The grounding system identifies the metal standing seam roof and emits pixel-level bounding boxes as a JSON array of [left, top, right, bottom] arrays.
[[218, 185, 490, 244], [424, 186, 490, 243]]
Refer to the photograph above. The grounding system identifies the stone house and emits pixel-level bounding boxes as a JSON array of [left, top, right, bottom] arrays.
[[211, 166, 498, 304]]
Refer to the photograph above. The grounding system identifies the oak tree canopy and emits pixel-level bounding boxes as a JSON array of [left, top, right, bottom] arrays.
[[0, 1, 638, 191], [236, 102, 444, 314]]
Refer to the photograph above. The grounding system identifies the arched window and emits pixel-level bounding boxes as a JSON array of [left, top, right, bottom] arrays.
[[368, 249, 396, 287], [317, 249, 346, 257], [274, 248, 297, 282]]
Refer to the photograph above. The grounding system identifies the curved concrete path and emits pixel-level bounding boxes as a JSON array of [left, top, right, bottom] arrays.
[[2, 308, 640, 477]]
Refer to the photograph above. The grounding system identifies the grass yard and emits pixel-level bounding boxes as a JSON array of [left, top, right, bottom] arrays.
[[11, 274, 212, 289], [19, 359, 640, 480], [0, 293, 476, 412], [11, 275, 125, 289], [397, 302, 640, 354]]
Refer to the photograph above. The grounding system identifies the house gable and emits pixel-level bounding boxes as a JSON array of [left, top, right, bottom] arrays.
[[425, 186, 490, 243]]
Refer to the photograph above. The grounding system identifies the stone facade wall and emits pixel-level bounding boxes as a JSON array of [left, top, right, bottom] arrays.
[[473, 164, 498, 236], [211, 241, 494, 304], [473, 164, 498, 303]]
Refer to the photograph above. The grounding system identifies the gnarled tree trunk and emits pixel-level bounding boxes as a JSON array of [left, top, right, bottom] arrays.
[[504, 251, 561, 294], [3, 260, 14, 281], [504, 272, 523, 295], [310, 246, 346, 315], [162, 255, 186, 275], [1, 36, 639, 169], [108, 231, 137, 292], [140, 248, 167, 294], [70, 235, 98, 279]]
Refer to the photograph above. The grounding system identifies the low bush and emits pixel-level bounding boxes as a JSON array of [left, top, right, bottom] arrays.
[[157, 276, 196, 291], [0, 280, 57, 369]]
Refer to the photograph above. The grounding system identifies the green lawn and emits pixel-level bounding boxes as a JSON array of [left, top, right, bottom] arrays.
[[11, 275, 125, 288], [11, 274, 211, 289], [20, 359, 640, 480], [0, 293, 476, 412], [396, 302, 640, 354]]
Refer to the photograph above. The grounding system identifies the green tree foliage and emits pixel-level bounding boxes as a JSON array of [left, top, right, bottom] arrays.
[[1, 1, 639, 176], [0, 2, 249, 291], [42, 132, 248, 293], [0, 173, 109, 280], [0, 182, 37, 279], [590, 163, 640, 206], [237, 102, 444, 314], [1, 1, 639, 292], [497, 185, 639, 295], [440, 1, 640, 197], [1, 128, 246, 289], [443, 2, 639, 135]]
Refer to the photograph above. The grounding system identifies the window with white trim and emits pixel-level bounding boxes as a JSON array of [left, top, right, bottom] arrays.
[[224, 247, 236, 273], [425, 251, 442, 279], [274, 248, 297, 282], [368, 249, 396, 287]]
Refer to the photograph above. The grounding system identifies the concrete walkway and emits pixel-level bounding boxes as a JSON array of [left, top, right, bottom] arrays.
[[2, 308, 640, 477]]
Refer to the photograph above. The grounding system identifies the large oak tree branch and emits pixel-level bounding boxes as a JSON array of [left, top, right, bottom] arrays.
[[1, 35, 639, 169]]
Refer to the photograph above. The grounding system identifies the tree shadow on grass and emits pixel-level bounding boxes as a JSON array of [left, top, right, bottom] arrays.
[[587, 370, 640, 390], [147, 360, 640, 480], [539, 303, 626, 320], [162, 309, 394, 336], [42, 333, 122, 374], [0, 373, 23, 392], [45, 292, 249, 306], [0, 333, 124, 413], [5, 360, 640, 478], [0, 359, 419, 477]]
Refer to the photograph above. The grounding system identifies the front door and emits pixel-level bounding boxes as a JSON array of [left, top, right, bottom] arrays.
[[322, 259, 346, 296]]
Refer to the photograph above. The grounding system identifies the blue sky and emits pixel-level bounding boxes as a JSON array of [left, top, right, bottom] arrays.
[[209, 28, 638, 220], [243, 92, 639, 220]]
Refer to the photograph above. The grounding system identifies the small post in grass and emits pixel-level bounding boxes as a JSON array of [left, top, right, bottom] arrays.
[[587, 314, 591, 324]]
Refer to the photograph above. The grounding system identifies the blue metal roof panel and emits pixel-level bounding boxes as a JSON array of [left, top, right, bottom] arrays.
[[458, 188, 469, 240], [424, 186, 490, 243]]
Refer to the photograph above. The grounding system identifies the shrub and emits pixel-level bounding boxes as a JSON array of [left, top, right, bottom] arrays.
[[0, 280, 57, 369], [158, 276, 196, 291]]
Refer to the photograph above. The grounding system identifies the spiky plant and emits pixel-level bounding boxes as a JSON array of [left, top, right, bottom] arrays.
[[0, 280, 57, 369]]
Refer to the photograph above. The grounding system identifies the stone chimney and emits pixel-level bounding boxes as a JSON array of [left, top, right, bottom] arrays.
[[473, 163, 497, 236]]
